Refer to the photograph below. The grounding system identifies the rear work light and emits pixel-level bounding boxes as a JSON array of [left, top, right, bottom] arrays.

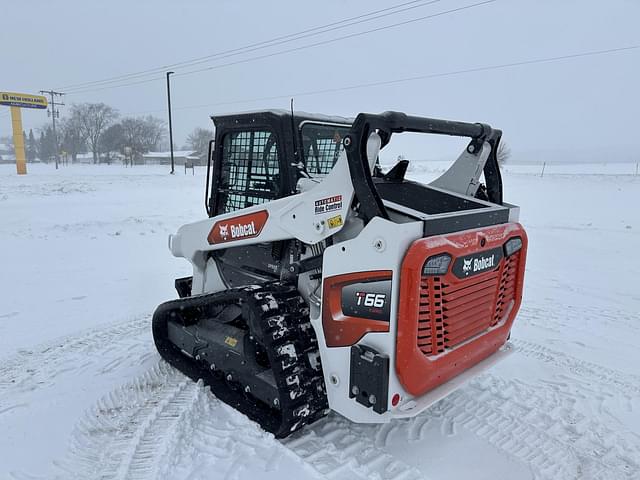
[[422, 254, 451, 276], [504, 237, 523, 257]]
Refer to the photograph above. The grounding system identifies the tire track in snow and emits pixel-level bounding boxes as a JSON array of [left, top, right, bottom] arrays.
[[0, 316, 150, 396], [158, 383, 307, 480], [284, 336, 640, 480], [50, 361, 313, 480], [512, 339, 640, 398], [298, 370, 640, 480], [8, 310, 640, 479], [53, 362, 195, 480], [450, 375, 640, 480], [46, 346, 640, 480], [519, 302, 640, 336], [114, 380, 197, 480], [309, 386, 573, 480], [42, 355, 419, 480], [283, 417, 424, 480]]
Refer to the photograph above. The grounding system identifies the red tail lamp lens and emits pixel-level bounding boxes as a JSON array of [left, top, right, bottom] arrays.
[[391, 393, 401, 407]]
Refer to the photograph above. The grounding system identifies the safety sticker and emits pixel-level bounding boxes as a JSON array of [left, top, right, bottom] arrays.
[[315, 194, 342, 215], [327, 214, 343, 229]]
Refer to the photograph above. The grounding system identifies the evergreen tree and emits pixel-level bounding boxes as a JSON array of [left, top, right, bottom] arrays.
[[27, 129, 37, 162], [38, 131, 46, 163], [37, 127, 56, 163]]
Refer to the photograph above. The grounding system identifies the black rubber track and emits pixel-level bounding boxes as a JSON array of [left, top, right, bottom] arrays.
[[152, 283, 329, 438]]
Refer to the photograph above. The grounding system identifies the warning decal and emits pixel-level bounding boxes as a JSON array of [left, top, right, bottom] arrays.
[[314, 195, 343, 215], [327, 215, 343, 229]]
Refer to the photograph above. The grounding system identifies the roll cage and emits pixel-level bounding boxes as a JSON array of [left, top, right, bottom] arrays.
[[205, 110, 504, 225]]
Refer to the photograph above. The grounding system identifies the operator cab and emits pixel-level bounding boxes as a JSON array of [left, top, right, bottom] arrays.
[[205, 110, 352, 287], [207, 110, 352, 218]]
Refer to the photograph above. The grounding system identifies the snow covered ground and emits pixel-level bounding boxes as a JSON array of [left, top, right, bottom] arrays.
[[1, 163, 639, 480]]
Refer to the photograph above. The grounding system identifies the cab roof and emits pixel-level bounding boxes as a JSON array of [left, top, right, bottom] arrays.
[[210, 109, 353, 129]]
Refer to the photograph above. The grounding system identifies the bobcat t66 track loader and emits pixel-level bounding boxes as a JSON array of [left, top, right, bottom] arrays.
[[152, 110, 527, 437]]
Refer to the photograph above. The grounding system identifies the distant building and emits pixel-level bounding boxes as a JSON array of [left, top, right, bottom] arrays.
[[74, 153, 94, 164], [0, 143, 15, 164], [140, 150, 201, 166], [68, 152, 124, 164]]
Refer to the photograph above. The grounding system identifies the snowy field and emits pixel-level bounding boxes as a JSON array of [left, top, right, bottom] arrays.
[[1, 162, 639, 480]]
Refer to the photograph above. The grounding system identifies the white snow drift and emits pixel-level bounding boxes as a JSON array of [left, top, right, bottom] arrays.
[[0, 163, 639, 480]]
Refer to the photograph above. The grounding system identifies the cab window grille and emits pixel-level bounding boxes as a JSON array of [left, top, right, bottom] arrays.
[[219, 130, 280, 213], [301, 123, 350, 178]]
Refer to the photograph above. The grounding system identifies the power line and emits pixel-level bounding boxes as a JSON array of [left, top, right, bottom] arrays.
[[58, 0, 443, 92], [171, 0, 443, 71], [121, 43, 640, 116], [65, 0, 495, 95], [67, 0, 492, 94], [40, 90, 65, 169], [174, 1, 496, 79]]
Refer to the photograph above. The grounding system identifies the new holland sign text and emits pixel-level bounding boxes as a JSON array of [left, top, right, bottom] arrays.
[[0, 92, 48, 109]]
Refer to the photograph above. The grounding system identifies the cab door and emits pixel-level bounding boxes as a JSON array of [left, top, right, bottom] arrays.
[[212, 128, 286, 287]]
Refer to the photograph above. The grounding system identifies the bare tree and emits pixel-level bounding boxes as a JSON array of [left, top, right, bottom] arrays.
[[185, 127, 214, 157], [497, 141, 511, 165], [119, 116, 165, 159], [99, 123, 126, 164], [59, 118, 86, 163], [70, 103, 118, 163]]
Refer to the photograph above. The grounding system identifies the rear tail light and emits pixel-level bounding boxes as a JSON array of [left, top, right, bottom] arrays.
[[422, 254, 451, 276], [504, 237, 523, 257]]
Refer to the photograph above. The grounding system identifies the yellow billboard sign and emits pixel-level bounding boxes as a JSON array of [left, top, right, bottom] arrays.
[[0, 90, 48, 174], [0, 91, 48, 109]]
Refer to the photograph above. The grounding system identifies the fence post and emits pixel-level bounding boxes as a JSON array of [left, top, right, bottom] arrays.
[[636, 162, 638, 176], [540, 162, 546, 178]]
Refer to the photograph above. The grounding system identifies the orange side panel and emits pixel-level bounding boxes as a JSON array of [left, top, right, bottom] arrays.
[[322, 270, 392, 347]]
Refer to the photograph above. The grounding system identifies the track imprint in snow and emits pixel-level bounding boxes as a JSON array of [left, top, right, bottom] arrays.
[[46, 337, 640, 480], [50, 362, 306, 480], [284, 417, 423, 480], [520, 301, 640, 336], [292, 365, 640, 480], [440, 375, 639, 479], [54, 362, 196, 480], [6, 309, 640, 479], [0, 316, 150, 396], [512, 339, 640, 398]]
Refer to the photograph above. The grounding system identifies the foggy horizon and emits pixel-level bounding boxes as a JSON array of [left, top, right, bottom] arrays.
[[1, 0, 639, 159]]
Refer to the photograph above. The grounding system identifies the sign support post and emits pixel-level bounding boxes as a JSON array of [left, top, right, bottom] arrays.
[[10, 107, 27, 174]]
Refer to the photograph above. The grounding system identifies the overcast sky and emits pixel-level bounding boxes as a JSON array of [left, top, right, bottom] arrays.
[[1, 0, 638, 160]]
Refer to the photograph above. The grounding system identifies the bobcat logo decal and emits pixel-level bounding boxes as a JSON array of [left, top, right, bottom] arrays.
[[462, 258, 473, 275], [453, 247, 504, 279], [219, 224, 229, 240], [207, 211, 269, 245]]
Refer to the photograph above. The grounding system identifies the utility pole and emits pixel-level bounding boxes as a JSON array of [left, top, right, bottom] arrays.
[[166, 71, 175, 174], [40, 90, 65, 169]]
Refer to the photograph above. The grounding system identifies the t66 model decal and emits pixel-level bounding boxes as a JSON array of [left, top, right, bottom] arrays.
[[322, 270, 392, 347]]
